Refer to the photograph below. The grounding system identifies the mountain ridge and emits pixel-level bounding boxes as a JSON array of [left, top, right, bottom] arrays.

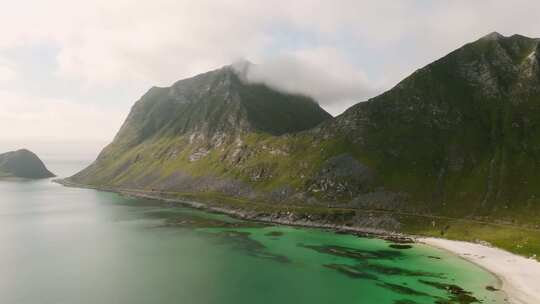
[[65, 32, 540, 258], [111, 64, 331, 145], [70, 63, 332, 186]]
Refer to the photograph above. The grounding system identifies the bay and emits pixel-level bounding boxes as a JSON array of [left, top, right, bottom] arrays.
[[0, 160, 504, 304]]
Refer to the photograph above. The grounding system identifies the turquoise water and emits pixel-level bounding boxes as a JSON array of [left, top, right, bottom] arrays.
[[0, 161, 505, 304]]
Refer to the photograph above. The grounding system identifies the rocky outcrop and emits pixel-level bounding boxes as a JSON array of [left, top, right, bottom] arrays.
[[0, 149, 55, 179], [307, 154, 374, 200]]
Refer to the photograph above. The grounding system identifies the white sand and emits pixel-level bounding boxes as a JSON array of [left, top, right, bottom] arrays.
[[420, 238, 540, 304]]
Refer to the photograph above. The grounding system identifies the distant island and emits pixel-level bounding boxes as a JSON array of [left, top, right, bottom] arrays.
[[0, 149, 55, 179]]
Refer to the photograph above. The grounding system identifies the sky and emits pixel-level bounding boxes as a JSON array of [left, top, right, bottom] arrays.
[[1, 0, 540, 161]]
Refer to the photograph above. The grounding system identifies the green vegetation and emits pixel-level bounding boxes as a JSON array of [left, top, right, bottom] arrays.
[[68, 33, 540, 258]]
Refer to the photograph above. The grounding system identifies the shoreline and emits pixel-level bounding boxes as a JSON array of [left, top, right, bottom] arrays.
[[53, 179, 413, 241], [55, 179, 539, 304], [420, 238, 540, 304]]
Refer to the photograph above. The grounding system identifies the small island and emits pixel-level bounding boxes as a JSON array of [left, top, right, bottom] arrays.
[[0, 149, 55, 179]]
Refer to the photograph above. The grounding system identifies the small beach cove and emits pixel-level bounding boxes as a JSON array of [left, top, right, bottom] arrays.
[[421, 238, 540, 304]]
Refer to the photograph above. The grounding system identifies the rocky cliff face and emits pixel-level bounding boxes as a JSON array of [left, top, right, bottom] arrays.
[[69, 33, 540, 225], [69, 64, 333, 194], [0, 149, 55, 179], [110, 64, 331, 148]]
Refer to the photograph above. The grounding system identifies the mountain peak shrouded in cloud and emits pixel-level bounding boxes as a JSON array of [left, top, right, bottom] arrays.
[[230, 59, 253, 80], [1, 1, 540, 158], [107, 63, 331, 148], [237, 50, 380, 116], [230, 55, 377, 114]]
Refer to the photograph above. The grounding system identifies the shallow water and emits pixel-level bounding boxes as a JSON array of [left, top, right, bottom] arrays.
[[0, 161, 505, 304]]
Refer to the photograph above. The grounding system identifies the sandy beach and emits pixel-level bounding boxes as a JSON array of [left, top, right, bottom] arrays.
[[420, 238, 540, 304]]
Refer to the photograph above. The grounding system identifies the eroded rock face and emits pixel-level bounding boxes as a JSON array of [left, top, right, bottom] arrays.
[[0, 149, 55, 179], [307, 154, 375, 200], [189, 148, 210, 162]]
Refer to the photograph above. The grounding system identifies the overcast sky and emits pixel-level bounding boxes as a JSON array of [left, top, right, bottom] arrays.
[[1, 0, 540, 160]]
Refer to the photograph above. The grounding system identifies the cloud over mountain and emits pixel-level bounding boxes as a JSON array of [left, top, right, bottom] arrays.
[[0, 0, 539, 156]]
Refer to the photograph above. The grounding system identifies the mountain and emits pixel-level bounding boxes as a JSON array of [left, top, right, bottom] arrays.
[[328, 32, 540, 213], [0, 149, 55, 179], [321, 32, 540, 256], [66, 33, 540, 258], [69, 63, 332, 187], [336, 32, 540, 211], [111, 63, 331, 146]]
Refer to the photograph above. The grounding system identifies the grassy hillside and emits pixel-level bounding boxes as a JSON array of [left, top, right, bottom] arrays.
[[68, 33, 540, 258], [333, 33, 540, 221]]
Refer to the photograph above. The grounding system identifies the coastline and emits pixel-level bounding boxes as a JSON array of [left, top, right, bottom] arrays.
[[55, 179, 539, 304], [420, 238, 540, 304], [53, 179, 413, 241]]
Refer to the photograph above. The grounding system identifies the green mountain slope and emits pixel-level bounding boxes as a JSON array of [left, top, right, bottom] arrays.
[[0, 149, 55, 179], [67, 33, 540, 258], [333, 32, 540, 217], [70, 64, 333, 187]]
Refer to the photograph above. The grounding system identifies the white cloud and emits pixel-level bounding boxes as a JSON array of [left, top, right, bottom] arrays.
[[0, 0, 539, 152], [0, 90, 124, 142], [246, 48, 379, 115], [1, 3, 539, 68], [0, 0, 274, 85], [0, 65, 16, 82], [0, 57, 16, 82], [1, 1, 539, 89]]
